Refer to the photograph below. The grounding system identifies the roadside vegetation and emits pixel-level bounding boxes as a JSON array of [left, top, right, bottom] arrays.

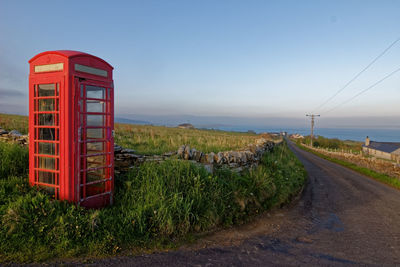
[[299, 135, 362, 152], [0, 139, 306, 262], [297, 143, 400, 190], [0, 142, 29, 178]]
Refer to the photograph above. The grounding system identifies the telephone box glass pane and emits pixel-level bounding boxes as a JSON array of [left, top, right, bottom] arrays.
[[38, 114, 56, 125], [38, 171, 55, 184], [38, 157, 55, 170], [87, 115, 104, 126], [87, 156, 106, 169], [87, 100, 105, 113], [87, 168, 106, 182], [86, 155, 106, 170], [38, 84, 55, 97], [86, 85, 105, 99], [86, 142, 104, 154], [39, 99, 56, 111], [87, 128, 104, 139], [38, 128, 55, 140], [39, 142, 57, 155]]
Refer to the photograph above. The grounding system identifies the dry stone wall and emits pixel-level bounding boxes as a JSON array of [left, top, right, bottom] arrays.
[[0, 126, 282, 175], [115, 138, 282, 174], [0, 128, 28, 146], [303, 144, 400, 179]]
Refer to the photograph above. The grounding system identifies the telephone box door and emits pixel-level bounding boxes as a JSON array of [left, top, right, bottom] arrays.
[[76, 79, 114, 206], [29, 76, 63, 199]]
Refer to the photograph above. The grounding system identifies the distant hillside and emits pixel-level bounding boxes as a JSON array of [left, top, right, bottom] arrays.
[[178, 123, 195, 129], [115, 117, 152, 125]]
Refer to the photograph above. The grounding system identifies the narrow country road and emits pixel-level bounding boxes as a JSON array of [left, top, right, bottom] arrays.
[[89, 141, 400, 266]]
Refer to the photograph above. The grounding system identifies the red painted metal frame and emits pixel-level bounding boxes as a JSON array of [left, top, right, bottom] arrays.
[[29, 51, 114, 208]]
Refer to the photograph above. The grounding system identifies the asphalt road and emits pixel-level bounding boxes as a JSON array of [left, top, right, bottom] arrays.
[[83, 141, 400, 266]]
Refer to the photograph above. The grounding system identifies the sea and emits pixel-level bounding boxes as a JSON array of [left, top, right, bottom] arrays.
[[212, 126, 400, 143]]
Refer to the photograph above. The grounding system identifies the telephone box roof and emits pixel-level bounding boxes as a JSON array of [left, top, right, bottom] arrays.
[[29, 50, 113, 69]]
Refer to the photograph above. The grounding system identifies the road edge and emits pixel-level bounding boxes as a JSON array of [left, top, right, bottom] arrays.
[[293, 141, 400, 191]]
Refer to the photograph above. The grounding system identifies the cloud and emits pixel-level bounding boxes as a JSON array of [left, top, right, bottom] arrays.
[[0, 87, 26, 97], [0, 101, 28, 115]]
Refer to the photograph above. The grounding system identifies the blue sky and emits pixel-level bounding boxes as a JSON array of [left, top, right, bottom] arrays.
[[0, 0, 399, 128]]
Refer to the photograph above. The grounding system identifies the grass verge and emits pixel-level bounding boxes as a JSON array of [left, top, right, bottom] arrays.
[[296, 143, 400, 190], [0, 141, 306, 263]]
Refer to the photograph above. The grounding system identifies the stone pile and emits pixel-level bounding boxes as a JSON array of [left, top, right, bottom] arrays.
[[114, 145, 176, 173], [0, 128, 29, 146]]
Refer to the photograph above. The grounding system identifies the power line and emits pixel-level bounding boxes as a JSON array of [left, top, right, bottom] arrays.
[[312, 37, 400, 113], [323, 66, 400, 114]]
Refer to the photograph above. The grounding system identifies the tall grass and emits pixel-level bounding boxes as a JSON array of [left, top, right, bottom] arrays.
[[0, 142, 29, 179], [114, 123, 259, 154], [0, 113, 28, 134], [0, 141, 306, 262]]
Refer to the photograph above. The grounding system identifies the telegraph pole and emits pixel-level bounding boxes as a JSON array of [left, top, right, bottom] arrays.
[[306, 114, 320, 147]]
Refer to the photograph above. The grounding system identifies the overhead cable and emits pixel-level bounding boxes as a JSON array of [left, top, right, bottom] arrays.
[[323, 66, 400, 114], [312, 37, 400, 113]]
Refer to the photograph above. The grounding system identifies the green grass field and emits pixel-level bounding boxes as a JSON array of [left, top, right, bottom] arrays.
[[115, 123, 259, 155], [0, 113, 306, 262], [0, 113, 258, 154]]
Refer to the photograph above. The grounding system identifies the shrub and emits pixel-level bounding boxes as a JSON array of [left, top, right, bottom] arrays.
[[300, 135, 362, 151]]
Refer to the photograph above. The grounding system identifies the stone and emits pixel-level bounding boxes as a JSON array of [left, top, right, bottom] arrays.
[[193, 151, 203, 162], [126, 154, 141, 159], [199, 154, 208, 164], [215, 152, 224, 164], [177, 145, 185, 158], [206, 152, 215, 164], [229, 152, 236, 163], [114, 145, 123, 153], [248, 145, 257, 154], [255, 138, 267, 146], [239, 152, 247, 163], [190, 148, 197, 160], [232, 151, 241, 164], [183, 145, 191, 160], [121, 148, 136, 154], [9, 130, 22, 137], [223, 151, 231, 163]]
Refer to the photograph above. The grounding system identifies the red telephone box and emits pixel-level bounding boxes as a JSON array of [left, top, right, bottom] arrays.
[[28, 50, 114, 208]]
